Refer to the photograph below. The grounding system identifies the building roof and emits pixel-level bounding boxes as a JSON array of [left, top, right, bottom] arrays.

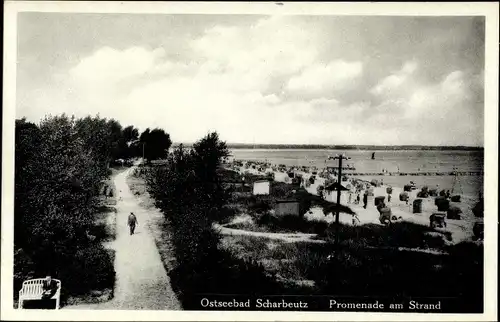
[[276, 199, 299, 204]]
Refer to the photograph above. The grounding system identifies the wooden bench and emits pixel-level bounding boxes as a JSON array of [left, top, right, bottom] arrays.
[[18, 278, 61, 309]]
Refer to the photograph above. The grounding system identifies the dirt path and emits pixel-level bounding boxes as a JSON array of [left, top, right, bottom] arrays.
[[66, 166, 180, 310]]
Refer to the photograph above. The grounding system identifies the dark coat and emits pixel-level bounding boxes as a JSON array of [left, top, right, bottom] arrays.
[[42, 279, 58, 292], [42, 279, 58, 298], [128, 214, 138, 226]]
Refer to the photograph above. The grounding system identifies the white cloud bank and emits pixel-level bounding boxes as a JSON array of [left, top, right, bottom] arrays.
[[19, 16, 484, 146]]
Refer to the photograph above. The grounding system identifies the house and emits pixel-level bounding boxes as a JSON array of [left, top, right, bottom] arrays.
[[253, 180, 270, 195], [275, 199, 300, 216], [323, 182, 350, 204]]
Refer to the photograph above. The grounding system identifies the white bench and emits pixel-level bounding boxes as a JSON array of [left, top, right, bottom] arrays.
[[18, 278, 61, 309]]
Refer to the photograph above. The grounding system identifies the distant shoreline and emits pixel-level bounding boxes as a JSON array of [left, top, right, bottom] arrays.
[[172, 143, 483, 151]]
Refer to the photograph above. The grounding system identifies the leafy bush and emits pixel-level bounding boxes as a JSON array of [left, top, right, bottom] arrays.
[[256, 214, 329, 234], [14, 115, 137, 301], [322, 222, 451, 249], [60, 246, 115, 297], [145, 133, 285, 308], [247, 197, 272, 214]]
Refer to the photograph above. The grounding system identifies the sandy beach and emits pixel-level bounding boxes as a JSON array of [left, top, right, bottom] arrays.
[[228, 160, 482, 245]]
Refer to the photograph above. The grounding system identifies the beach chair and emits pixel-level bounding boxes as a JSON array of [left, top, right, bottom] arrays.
[[473, 222, 484, 240], [430, 213, 446, 228], [447, 206, 462, 220], [379, 208, 392, 226], [18, 278, 61, 309]]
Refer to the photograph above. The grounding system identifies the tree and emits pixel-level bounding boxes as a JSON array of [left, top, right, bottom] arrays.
[[15, 118, 43, 249], [106, 119, 126, 161], [139, 128, 150, 160], [144, 132, 280, 307], [190, 132, 230, 222], [121, 125, 140, 160], [122, 125, 139, 144], [145, 132, 230, 273], [15, 114, 107, 283], [75, 115, 113, 172], [190, 132, 229, 186]]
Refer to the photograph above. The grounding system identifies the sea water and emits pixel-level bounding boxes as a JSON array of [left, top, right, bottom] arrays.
[[230, 149, 484, 201]]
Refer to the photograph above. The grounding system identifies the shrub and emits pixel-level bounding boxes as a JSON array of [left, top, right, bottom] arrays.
[[248, 197, 272, 214], [146, 134, 281, 308], [317, 247, 452, 298], [60, 246, 115, 297], [14, 115, 146, 301], [256, 214, 329, 234], [323, 222, 450, 249]]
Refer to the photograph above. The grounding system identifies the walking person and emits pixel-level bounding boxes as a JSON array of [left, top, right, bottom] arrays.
[[128, 212, 138, 235], [363, 192, 368, 209]]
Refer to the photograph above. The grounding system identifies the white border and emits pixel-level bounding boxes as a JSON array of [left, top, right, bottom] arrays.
[[2, 2, 498, 321]]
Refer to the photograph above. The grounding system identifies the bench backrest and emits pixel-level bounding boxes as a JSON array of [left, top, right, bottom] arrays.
[[22, 278, 61, 295]]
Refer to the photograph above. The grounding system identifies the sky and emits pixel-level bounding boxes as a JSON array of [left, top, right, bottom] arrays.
[[16, 13, 485, 146]]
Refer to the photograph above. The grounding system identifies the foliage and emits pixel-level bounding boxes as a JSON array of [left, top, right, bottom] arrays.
[[256, 213, 329, 234], [313, 241, 482, 311], [321, 222, 452, 249], [15, 116, 104, 255], [145, 132, 283, 308], [139, 127, 172, 162], [13, 114, 143, 301]]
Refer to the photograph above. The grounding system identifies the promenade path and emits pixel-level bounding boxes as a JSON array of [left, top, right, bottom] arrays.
[[65, 166, 180, 310]]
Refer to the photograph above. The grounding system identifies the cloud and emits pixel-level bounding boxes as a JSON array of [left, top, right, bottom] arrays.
[[370, 61, 418, 96], [17, 16, 484, 146], [192, 16, 318, 87], [367, 69, 483, 146], [286, 60, 363, 96], [70, 46, 166, 85]]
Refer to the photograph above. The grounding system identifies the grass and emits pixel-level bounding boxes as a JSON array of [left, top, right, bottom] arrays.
[[127, 173, 156, 210], [257, 213, 330, 234], [320, 221, 453, 250], [221, 235, 329, 283], [141, 164, 484, 312], [92, 207, 117, 243], [64, 249, 115, 306], [219, 233, 483, 311]]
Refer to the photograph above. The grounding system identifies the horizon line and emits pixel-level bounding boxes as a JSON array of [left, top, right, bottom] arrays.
[[171, 142, 484, 149]]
